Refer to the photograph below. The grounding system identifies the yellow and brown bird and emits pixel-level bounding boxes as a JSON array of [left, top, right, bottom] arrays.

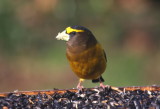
[[56, 25, 107, 89]]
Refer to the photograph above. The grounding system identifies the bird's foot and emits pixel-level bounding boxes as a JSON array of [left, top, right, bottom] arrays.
[[100, 82, 111, 89], [76, 84, 84, 90], [100, 82, 122, 92]]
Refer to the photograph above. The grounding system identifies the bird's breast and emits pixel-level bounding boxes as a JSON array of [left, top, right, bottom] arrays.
[[66, 43, 107, 79]]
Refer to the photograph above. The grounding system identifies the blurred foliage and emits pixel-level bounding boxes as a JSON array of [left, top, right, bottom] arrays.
[[0, 0, 160, 91]]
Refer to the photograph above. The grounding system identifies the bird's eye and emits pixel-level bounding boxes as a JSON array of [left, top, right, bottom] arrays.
[[70, 32, 76, 36]]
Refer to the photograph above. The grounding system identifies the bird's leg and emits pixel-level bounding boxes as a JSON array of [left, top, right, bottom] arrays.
[[77, 78, 84, 89]]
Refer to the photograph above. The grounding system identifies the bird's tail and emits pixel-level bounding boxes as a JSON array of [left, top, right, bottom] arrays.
[[92, 76, 104, 83]]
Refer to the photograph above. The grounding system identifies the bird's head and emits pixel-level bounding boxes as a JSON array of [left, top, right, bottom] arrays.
[[56, 25, 92, 41]]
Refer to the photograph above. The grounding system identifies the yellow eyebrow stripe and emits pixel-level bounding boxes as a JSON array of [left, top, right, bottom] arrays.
[[66, 27, 84, 34]]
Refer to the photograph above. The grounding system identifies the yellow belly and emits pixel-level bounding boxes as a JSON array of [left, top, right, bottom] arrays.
[[66, 43, 107, 80]]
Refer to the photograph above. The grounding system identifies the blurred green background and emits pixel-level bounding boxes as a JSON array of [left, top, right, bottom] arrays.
[[0, 0, 160, 92]]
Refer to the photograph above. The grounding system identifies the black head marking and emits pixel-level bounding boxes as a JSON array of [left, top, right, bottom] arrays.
[[71, 25, 91, 33]]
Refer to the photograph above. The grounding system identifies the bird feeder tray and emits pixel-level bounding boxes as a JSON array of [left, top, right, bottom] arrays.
[[0, 85, 160, 108]]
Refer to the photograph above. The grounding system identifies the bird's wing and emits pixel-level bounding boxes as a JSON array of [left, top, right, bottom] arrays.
[[103, 50, 107, 62]]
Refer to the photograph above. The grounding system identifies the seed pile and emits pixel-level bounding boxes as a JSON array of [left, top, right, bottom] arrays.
[[0, 88, 160, 108]]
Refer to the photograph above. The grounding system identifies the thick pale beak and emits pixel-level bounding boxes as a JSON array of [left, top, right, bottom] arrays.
[[56, 30, 70, 41]]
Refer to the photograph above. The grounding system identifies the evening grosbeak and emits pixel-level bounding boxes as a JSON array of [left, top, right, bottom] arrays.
[[56, 25, 107, 89]]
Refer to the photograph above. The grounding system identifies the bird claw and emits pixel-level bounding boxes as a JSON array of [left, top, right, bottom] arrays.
[[77, 85, 84, 90], [100, 83, 122, 92], [100, 82, 111, 89]]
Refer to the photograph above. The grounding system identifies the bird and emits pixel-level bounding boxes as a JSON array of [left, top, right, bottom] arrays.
[[56, 25, 107, 89]]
